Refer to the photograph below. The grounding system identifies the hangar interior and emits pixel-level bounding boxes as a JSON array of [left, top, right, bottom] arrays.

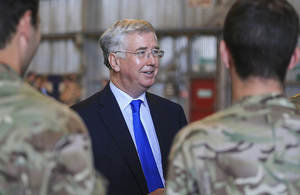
[[28, 0, 300, 122]]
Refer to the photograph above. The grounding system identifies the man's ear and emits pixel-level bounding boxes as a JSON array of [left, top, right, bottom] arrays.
[[219, 40, 231, 69], [108, 53, 121, 72], [287, 47, 300, 70], [18, 10, 32, 44]]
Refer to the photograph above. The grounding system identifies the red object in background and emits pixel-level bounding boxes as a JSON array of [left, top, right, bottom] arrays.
[[189, 78, 215, 122]]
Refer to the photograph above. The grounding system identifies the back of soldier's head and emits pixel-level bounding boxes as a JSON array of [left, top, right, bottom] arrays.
[[0, 0, 39, 49], [223, 0, 299, 83]]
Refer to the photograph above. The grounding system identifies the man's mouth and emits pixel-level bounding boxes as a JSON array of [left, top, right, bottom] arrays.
[[144, 71, 154, 74], [142, 70, 155, 78]]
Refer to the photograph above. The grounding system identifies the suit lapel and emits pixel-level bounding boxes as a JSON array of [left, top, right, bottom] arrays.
[[97, 85, 148, 193]]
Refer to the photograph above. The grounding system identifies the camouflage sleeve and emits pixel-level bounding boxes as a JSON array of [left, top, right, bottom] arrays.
[[166, 150, 191, 195], [166, 122, 217, 195], [93, 172, 109, 195], [45, 109, 108, 195], [166, 130, 200, 195], [0, 84, 107, 194], [0, 81, 108, 194]]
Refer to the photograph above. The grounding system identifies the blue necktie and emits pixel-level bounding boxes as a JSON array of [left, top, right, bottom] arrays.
[[130, 100, 164, 193]]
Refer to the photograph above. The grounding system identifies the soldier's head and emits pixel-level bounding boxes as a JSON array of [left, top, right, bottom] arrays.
[[221, 0, 299, 84], [0, 0, 41, 75]]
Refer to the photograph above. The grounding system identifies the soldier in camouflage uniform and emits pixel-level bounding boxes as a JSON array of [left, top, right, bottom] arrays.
[[0, 0, 107, 194], [166, 0, 300, 194]]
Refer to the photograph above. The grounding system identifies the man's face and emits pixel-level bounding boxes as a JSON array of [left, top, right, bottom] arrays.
[[117, 32, 160, 96]]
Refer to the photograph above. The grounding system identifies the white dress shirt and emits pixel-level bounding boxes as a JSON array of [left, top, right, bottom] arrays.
[[109, 81, 165, 186]]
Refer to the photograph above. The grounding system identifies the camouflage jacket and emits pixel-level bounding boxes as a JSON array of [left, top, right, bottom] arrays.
[[0, 64, 107, 195], [289, 93, 300, 111], [166, 93, 300, 195]]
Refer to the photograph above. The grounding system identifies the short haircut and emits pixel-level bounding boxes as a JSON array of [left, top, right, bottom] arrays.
[[223, 0, 299, 83], [99, 19, 157, 69], [0, 0, 39, 49]]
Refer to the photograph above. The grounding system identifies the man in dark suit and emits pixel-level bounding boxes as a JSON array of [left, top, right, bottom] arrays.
[[71, 19, 188, 195]]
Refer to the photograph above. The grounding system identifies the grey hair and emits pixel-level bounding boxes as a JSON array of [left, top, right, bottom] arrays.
[[99, 19, 157, 69]]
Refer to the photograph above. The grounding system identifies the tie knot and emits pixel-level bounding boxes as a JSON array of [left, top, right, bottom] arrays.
[[130, 99, 142, 114]]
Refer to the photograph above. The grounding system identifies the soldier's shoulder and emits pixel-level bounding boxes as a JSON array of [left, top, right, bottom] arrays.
[[15, 87, 86, 134], [30, 94, 78, 117], [289, 93, 300, 103], [171, 115, 225, 150]]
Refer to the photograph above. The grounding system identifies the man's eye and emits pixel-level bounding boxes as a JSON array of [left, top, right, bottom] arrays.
[[137, 51, 146, 57], [152, 50, 159, 54]]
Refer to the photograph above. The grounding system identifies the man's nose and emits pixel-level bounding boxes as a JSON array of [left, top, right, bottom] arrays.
[[146, 52, 157, 64]]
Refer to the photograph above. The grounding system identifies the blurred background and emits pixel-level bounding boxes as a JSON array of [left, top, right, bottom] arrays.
[[26, 0, 300, 122]]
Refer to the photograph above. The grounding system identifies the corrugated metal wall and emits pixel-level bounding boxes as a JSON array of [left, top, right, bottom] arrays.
[[85, 0, 217, 31], [30, 0, 300, 74]]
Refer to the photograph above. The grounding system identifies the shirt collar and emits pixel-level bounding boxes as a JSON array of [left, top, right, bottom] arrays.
[[109, 81, 149, 111], [232, 92, 293, 108], [0, 63, 22, 81]]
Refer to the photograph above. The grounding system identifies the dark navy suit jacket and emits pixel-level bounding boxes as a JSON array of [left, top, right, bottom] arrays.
[[71, 83, 187, 195]]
